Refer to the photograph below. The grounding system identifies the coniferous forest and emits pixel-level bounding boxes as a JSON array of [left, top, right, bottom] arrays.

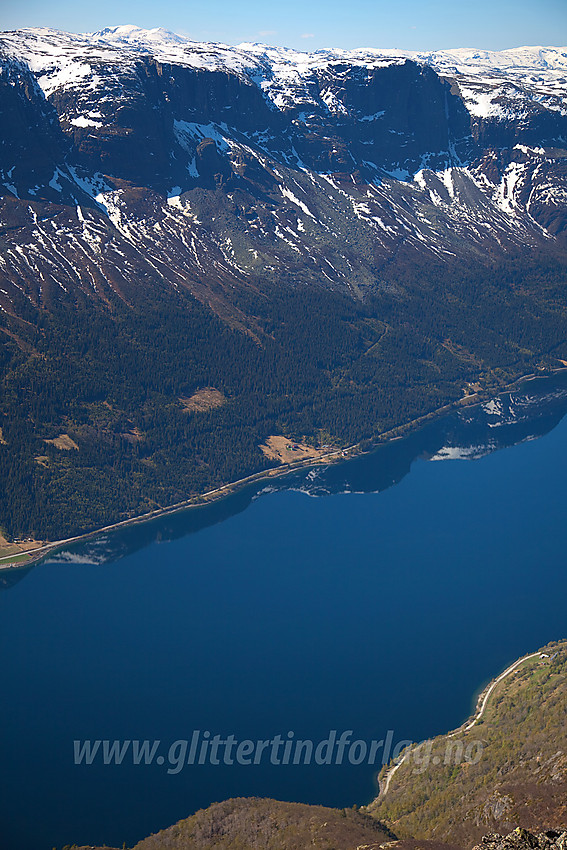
[[2, 251, 566, 541]]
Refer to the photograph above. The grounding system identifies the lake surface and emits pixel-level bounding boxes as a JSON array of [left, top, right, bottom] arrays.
[[2, 374, 567, 850]]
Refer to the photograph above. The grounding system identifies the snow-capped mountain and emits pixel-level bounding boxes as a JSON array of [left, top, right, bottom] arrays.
[[0, 26, 566, 315], [2, 28, 567, 544], [5, 27, 566, 119]]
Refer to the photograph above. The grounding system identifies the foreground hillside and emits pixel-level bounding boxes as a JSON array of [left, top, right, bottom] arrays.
[[368, 641, 567, 846], [69, 798, 395, 850], [1, 29, 567, 541], [62, 642, 567, 850]]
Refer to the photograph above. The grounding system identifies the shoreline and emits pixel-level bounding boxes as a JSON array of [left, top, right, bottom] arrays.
[[375, 646, 560, 799], [2, 365, 566, 573]]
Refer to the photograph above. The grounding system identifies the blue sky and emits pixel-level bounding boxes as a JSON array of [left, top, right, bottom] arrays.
[[1, 0, 566, 51]]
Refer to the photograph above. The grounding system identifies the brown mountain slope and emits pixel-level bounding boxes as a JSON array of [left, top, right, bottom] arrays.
[[129, 797, 395, 850]]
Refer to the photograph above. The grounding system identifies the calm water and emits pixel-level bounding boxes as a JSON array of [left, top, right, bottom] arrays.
[[1, 375, 567, 850]]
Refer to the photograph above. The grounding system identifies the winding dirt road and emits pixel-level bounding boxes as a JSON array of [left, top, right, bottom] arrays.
[[378, 650, 543, 797]]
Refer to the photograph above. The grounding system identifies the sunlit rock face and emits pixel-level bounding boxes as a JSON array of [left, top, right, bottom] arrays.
[[0, 29, 566, 315]]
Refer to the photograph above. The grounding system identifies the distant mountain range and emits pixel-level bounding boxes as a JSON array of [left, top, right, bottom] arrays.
[[1, 27, 566, 541], [1, 28, 566, 308], [2, 33, 567, 850]]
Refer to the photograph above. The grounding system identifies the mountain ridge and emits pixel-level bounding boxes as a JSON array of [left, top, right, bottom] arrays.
[[1, 25, 567, 541]]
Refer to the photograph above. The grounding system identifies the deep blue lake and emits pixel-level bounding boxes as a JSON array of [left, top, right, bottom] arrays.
[[1, 375, 567, 850]]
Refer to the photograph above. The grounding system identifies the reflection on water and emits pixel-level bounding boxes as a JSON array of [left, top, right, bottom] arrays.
[[52, 373, 567, 567], [0, 563, 33, 590], [2, 374, 567, 850], [6, 372, 567, 583]]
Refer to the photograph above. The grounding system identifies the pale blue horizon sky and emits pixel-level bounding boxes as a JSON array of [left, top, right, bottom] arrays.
[[1, 0, 566, 52]]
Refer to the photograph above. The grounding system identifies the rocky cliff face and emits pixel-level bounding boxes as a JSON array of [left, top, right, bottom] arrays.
[[1, 29, 567, 543], [475, 829, 567, 850], [0, 28, 566, 322]]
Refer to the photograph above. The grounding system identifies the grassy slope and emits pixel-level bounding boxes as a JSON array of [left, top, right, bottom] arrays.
[[368, 641, 567, 847]]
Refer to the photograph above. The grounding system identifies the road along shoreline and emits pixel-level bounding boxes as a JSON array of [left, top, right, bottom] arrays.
[[2, 366, 566, 573], [376, 649, 549, 798]]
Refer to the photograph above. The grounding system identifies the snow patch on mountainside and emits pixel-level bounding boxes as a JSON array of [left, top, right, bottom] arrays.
[[3, 26, 565, 121], [0, 24, 565, 310]]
